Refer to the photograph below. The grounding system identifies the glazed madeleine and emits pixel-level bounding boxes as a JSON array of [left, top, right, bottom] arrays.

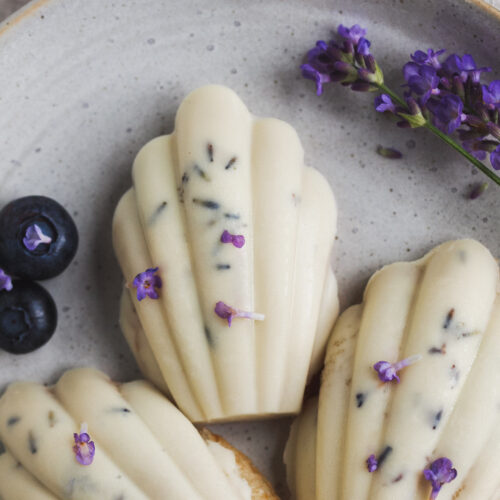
[[0, 367, 277, 500], [285, 239, 500, 500], [112, 85, 338, 422]]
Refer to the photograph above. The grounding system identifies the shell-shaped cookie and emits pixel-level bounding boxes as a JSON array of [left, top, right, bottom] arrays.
[[0, 368, 277, 500], [112, 85, 338, 422], [285, 239, 500, 500]]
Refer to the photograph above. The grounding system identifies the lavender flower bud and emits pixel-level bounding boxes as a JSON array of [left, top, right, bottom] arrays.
[[452, 75, 465, 101], [487, 122, 500, 141], [351, 81, 375, 92], [469, 182, 489, 199]]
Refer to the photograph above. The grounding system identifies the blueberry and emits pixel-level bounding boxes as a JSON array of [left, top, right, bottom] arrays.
[[0, 280, 57, 354], [0, 196, 78, 280]]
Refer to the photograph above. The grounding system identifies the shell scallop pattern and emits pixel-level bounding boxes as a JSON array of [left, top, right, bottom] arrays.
[[285, 239, 500, 500], [112, 85, 338, 423], [0, 368, 274, 500]]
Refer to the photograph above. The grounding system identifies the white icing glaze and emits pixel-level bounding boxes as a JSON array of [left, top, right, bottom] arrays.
[[206, 441, 252, 500], [0, 368, 262, 499], [285, 239, 500, 500], [113, 85, 338, 422]]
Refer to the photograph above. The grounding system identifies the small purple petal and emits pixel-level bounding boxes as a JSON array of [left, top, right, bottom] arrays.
[[214, 301, 264, 327], [490, 145, 500, 170], [338, 24, 367, 45], [73, 424, 95, 466], [23, 224, 52, 251], [0, 269, 13, 292], [220, 230, 245, 248], [357, 37, 371, 56], [220, 230, 233, 244], [482, 80, 500, 109], [366, 454, 378, 473], [214, 301, 236, 327], [427, 95, 465, 134], [373, 354, 421, 383], [132, 267, 162, 302], [403, 63, 439, 98], [462, 139, 488, 161], [411, 48, 445, 68], [374, 94, 396, 113], [423, 457, 457, 499]]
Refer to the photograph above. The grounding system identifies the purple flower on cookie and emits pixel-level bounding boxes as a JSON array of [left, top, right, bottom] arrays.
[[132, 267, 162, 301], [220, 230, 245, 248], [423, 457, 457, 499], [373, 354, 422, 383], [73, 423, 96, 466], [214, 301, 265, 327]]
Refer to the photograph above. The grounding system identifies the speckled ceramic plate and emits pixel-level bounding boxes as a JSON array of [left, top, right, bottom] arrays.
[[0, 0, 499, 496]]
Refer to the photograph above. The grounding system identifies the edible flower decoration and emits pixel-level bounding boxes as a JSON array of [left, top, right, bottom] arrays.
[[423, 457, 457, 499], [301, 23, 500, 189], [214, 301, 265, 327], [0, 269, 13, 292], [23, 224, 52, 251], [73, 423, 95, 466], [373, 354, 422, 383], [366, 454, 378, 472], [220, 230, 245, 248], [132, 267, 162, 301]]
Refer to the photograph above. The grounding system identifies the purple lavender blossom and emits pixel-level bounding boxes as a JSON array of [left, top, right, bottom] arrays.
[[411, 49, 445, 69], [482, 80, 500, 110], [403, 63, 440, 103], [462, 139, 487, 161], [374, 94, 396, 113], [301, 64, 329, 96], [23, 224, 52, 251], [366, 454, 378, 473], [490, 145, 500, 170], [427, 95, 466, 134], [0, 268, 13, 292], [220, 230, 245, 248], [337, 24, 366, 45], [441, 54, 490, 83], [214, 301, 265, 327], [373, 354, 422, 383], [132, 267, 162, 301], [73, 423, 95, 466], [423, 457, 457, 499], [357, 37, 371, 56]]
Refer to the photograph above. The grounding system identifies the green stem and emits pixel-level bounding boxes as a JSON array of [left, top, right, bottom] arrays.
[[376, 83, 500, 186]]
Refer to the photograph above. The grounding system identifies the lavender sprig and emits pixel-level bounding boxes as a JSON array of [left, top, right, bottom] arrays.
[[301, 24, 500, 187]]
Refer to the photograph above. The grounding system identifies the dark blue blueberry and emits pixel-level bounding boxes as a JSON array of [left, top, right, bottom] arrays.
[[0, 196, 78, 280], [0, 280, 57, 354]]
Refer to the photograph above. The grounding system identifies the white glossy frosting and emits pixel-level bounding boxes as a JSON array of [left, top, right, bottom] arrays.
[[112, 85, 338, 422], [206, 441, 252, 500], [0, 368, 263, 499], [285, 239, 500, 500]]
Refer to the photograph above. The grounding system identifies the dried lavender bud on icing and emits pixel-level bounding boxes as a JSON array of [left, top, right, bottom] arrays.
[[72, 423, 95, 466], [132, 267, 162, 301], [214, 301, 265, 327], [220, 230, 245, 248], [423, 457, 457, 499], [373, 354, 422, 383], [366, 454, 378, 472]]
